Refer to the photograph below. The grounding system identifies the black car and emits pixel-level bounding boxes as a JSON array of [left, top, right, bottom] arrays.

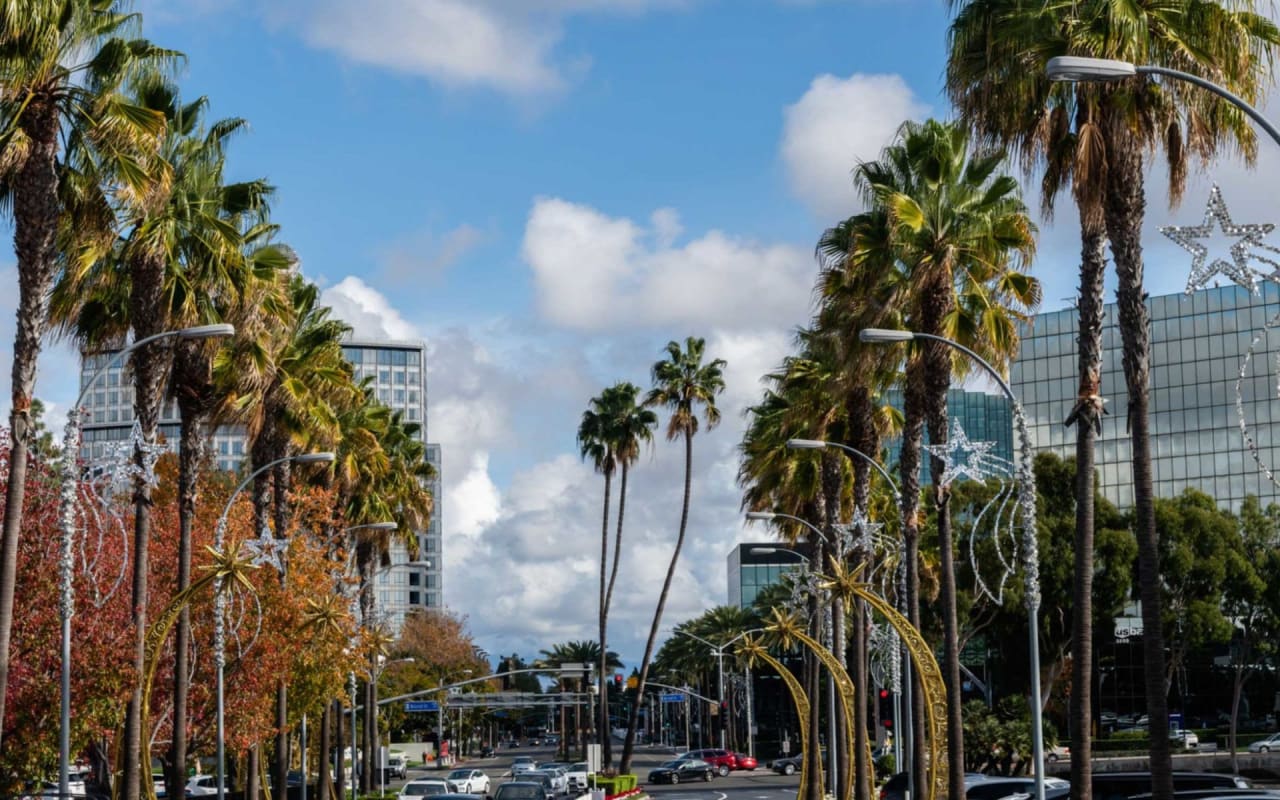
[[493, 783, 548, 800], [647, 759, 715, 785]]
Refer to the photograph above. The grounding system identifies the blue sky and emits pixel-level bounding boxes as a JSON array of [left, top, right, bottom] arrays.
[[6, 0, 1278, 668]]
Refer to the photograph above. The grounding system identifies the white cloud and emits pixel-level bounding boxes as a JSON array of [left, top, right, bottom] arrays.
[[780, 72, 931, 219], [259, 0, 686, 96], [522, 197, 814, 332], [320, 275, 422, 341]]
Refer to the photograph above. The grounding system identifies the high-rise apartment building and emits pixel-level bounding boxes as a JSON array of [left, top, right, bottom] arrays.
[[1010, 282, 1280, 511], [76, 336, 442, 633]]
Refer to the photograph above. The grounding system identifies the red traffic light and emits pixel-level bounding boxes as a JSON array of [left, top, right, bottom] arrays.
[[613, 674, 623, 687], [879, 689, 890, 700]]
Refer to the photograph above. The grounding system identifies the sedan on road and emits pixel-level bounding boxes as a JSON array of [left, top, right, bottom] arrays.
[[447, 770, 490, 794], [1249, 732, 1280, 753], [398, 779, 457, 800], [647, 759, 715, 785], [493, 783, 548, 800]]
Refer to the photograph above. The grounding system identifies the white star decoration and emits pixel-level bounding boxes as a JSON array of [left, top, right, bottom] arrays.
[[1160, 184, 1280, 295], [241, 525, 287, 574], [926, 420, 996, 486]]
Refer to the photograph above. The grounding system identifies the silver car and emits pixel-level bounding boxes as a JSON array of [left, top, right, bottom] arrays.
[[1250, 732, 1280, 753], [529, 769, 567, 796]]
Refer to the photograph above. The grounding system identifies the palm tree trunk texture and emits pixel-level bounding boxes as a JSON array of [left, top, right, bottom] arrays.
[[167, 410, 206, 800], [923, 335, 964, 800], [618, 431, 694, 775], [364, 677, 377, 791], [123, 311, 172, 800], [1069, 222, 1107, 800], [848, 389, 876, 800], [1106, 107, 1172, 800], [603, 464, 633, 766], [318, 701, 333, 800], [596, 468, 612, 766], [247, 746, 261, 800], [335, 697, 348, 800], [897, 359, 928, 797], [0, 96, 60, 743]]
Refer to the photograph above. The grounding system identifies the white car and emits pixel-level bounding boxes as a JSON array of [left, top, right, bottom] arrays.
[[185, 776, 225, 797], [1250, 731, 1280, 753], [510, 757, 537, 776], [564, 762, 589, 791], [387, 755, 409, 779], [447, 769, 490, 794], [398, 778, 457, 800], [530, 768, 568, 796]]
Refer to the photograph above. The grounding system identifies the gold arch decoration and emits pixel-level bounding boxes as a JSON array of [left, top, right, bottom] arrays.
[[127, 544, 262, 800], [764, 608, 857, 800], [736, 636, 818, 800]]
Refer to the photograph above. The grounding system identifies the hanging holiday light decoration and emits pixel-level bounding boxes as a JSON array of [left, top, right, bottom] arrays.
[[925, 419, 998, 486], [1235, 309, 1280, 489], [1160, 184, 1280, 295]]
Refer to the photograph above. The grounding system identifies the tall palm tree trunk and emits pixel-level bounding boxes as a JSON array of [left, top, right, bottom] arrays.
[[618, 432, 694, 775], [596, 469, 612, 764], [922, 307, 964, 800], [335, 697, 348, 800], [318, 702, 334, 800], [603, 463, 632, 765], [848, 388, 877, 800], [1105, 109, 1172, 800], [0, 97, 61, 747], [821, 452, 849, 799], [167, 403, 208, 800], [124, 253, 173, 800], [897, 359, 928, 797], [1069, 221, 1107, 800]]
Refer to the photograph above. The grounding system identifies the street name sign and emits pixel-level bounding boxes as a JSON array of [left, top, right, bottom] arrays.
[[405, 700, 439, 712]]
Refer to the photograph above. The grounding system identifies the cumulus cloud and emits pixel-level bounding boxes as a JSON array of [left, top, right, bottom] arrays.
[[257, 0, 685, 96], [320, 275, 422, 341], [521, 197, 814, 332], [780, 72, 931, 219]]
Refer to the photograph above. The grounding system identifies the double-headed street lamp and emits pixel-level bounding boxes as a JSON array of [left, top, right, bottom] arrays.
[[672, 628, 756, 750], [860, 326, 1046, 800], [58, 323, 235, 798], [214, 450, 336, 800]]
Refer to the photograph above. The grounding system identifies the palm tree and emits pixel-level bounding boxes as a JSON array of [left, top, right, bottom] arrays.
[[0, 1, 174, 751], [854, 118, 1039, 800], [619, 337, 725, 775], [579, 382, 656, 765], [946, 4, 1280, 795], [538, 641, 622, 759]]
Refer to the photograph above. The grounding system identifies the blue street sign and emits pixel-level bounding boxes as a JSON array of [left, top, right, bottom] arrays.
[[660, 693, 685, 703], [406, 700, 439, 712]]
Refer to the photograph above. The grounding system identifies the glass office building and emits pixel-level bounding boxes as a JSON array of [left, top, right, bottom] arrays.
[[1010, 282, 1280, 511], [727, 543, 807, 609], [77, 336, 442, 634], [883, 388, 1015, 484]]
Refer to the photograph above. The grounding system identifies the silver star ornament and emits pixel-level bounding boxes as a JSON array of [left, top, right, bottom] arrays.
[[1160, 184, 1280, 295], [241, 524, 287, 574], [926, 420, 996, 486]]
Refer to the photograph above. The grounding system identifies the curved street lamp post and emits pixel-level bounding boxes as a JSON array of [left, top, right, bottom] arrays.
[[59, 323, 235, 798], [859, 327, 1045, 800], [214, 450, 336, 800]]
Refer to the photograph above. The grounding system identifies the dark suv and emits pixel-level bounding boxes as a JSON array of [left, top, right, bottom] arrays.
[[683, 749, 737, 777]]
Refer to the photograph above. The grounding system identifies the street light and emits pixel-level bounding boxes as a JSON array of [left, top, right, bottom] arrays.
[[58, 323, 235, 798], [672, 629, 756, 750], [215, 450, 336, 800], [860, 326, 1046, 800], [785, 438, 909, 782], [372, 657, 416, 796], [1046, 56, 1280, 150], [744, 510, 839, 794]]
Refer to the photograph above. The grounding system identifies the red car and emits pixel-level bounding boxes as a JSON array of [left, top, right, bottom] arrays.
[[732, 753, 758, 771], [683, 749, 737, 777]]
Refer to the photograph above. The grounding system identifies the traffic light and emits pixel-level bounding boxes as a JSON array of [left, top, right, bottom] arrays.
[[614, 673, 623, 690], [879, 689, 892, 730]]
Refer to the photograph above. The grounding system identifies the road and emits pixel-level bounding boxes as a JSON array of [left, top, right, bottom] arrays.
[[386, 742, 802, 800]]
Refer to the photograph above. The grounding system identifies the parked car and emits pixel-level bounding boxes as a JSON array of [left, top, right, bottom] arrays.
[[682, 748, 736, 777], [1249, 732, 1280, 753], [1172, 729, 1200, 750], [647, 759, 715, 784], [1046, 744, 1070, 763], [529, 768, 568, 796], [398, 779, 458, 800], [493, 782, 548, 800], [446, 770, 490, 794], [564, 762, 590, 791], [732, 753, 759, 771]]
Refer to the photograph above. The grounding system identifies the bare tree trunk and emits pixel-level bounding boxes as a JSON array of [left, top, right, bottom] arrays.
[[1106, 104, 1171, 800], [1069, 221, 1107, 800]]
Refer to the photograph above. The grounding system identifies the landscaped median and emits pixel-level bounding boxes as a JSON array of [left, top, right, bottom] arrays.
[[572, 775, 648, 800]]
